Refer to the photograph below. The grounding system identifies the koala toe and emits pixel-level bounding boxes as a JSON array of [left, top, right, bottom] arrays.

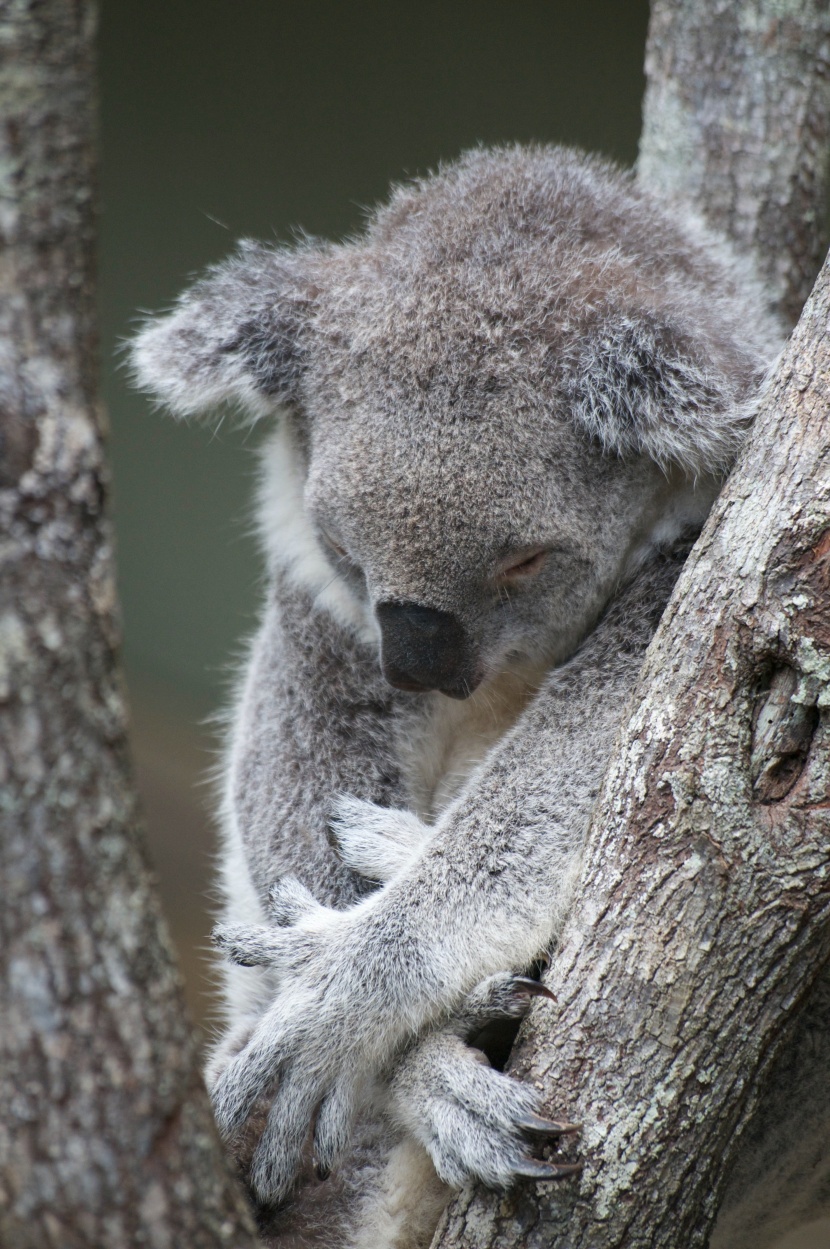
[[268, 875, 324, 926], [312, 1079, 359, 1179], [250, 1066, 318, 1205], [390, 1030, 580, 1191], [454, 970, 556, 1035], [211, 1011, 294, 1142], [212, 921, 284, 968], [203, 1019, 257, 1092]]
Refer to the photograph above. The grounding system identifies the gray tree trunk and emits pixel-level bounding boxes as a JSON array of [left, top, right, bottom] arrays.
[[638, 0, 830, 329], [0, 3, 259, 1246], [435, 2, 830, 1246]]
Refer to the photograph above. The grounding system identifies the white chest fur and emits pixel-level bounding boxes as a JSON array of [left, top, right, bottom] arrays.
[[397, 659, 549, 821]]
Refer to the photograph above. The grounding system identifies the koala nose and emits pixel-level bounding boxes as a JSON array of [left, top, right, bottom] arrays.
[[376, 601, 477, 699]]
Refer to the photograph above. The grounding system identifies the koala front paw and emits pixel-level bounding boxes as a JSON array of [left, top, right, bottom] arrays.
[[209, 876, 413, 1206], [390, 973, 581, 1189], [330, 795, 432, 882], [453, 969, 556, 1034]]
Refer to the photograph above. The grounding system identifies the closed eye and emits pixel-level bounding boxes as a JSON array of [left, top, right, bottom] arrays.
[[498, 548, 549, 581]]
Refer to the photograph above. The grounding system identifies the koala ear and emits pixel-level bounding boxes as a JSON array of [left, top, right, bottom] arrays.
[[563, 309, 764, 478], [130, 240, 324, 420]]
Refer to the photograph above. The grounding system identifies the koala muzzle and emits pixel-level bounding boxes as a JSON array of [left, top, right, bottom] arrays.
[[376, 601, 478, 699]]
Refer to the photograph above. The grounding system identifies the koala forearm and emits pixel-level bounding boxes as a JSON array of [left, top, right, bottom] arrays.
[[225, 576, 407, 909], [333, 551, 686, 1028], [361, 684, 636, 1019]]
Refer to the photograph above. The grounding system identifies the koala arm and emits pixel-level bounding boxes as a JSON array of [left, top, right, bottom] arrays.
[[220, 567, 408, 912], [212, 550, 683, 1203]]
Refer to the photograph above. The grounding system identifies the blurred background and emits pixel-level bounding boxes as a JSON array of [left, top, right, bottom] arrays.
[[99, 0, 650, 1031]]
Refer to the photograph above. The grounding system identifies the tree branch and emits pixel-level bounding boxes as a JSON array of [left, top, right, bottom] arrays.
[[0, 3, 258, 1244], [436, 2, 830, 1245], [638, 0, 830, 328]]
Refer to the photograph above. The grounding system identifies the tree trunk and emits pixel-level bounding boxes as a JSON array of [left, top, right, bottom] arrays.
[[0, 4, 258, 1245], [435, 2, 830, 1246], [638, 0, 830, 329], [435, 257, 830, 1248]]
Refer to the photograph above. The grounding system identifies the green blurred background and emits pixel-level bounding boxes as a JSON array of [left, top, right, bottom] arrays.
[[99, 0, 650, 1029]]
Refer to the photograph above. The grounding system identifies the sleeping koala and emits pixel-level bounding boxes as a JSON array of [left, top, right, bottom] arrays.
[[132, 145, 782, 1248]]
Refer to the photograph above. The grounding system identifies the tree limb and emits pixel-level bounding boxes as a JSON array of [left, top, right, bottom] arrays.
[[436, 1, 830, 1244], [638, 0, 830, 328], [0, 3, 259, 1244]]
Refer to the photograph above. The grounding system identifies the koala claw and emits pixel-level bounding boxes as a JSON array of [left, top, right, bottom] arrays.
[[514, 1158, 584, 1182], [453, 970, 556, 1035], [390, 1021, 581, 1190], [516, 1111, 581, 1137], [511, 975, 556, 1002]]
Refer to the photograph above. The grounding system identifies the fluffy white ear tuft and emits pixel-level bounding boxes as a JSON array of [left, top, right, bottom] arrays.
[[130, 240, 324, 420], [563, 308, 772, 479]]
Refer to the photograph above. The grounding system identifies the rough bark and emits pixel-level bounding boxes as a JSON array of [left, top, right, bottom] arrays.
[[435, 2, 830, 1246], [638, 0, 830, 329], [0, 3, 259, 1246], [435, 260, 830, 1247]]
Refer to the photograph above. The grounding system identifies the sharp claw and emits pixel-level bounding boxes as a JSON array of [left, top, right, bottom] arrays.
[[515, 1157, 584, 1181], [512, 976, 556, 1002], [516, 1112, 582, 1137], [315, 1160, 331, 1182]]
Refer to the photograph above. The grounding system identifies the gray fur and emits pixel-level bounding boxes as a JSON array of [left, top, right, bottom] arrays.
[[131, 145, 800, 1248]]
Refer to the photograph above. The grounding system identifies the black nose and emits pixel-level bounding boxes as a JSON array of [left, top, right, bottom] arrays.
[[376, 601, 476, 698]]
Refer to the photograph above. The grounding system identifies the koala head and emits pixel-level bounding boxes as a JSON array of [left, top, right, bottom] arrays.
[[132, 146, 780, 698]]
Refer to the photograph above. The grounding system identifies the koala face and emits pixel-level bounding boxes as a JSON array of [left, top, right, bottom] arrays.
[[303, 356, 673, 699], [132, 145, 780, 699]]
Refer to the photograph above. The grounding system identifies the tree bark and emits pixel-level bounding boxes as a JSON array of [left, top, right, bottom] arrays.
[[435, 2, 830, 1246], [435, 256, 830, 1249], [638, 0, 830, 329], [0, 4, 259, 1245]]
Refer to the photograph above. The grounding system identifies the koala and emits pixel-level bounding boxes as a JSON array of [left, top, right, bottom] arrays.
[[131, 145, 792, 1249]]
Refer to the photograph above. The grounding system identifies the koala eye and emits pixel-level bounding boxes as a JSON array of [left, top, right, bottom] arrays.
[[498, 548, 549, 581]]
